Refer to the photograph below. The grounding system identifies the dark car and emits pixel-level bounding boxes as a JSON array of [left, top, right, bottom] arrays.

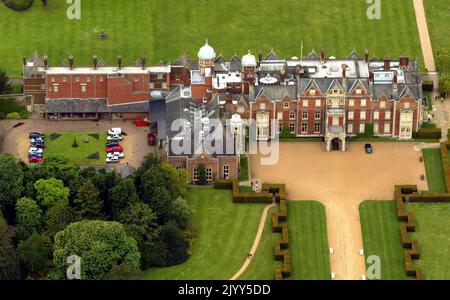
[[31, 142, 45, 149], [365, 144, 373, 154], [106, 142, 120, 147], [29, 132, 44, 139]]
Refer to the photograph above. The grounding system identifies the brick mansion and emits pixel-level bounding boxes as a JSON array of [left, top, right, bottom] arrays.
[[23, 41, 425, 180]]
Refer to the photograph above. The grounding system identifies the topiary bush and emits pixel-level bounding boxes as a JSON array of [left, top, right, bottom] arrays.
[[1, 0, 34, 12], [72, 138, 79, 148]]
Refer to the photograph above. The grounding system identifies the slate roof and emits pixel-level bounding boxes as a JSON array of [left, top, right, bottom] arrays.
[[45, 99, 149, 113], [172, 54, 198, 69], [254, 85, 298, 101]]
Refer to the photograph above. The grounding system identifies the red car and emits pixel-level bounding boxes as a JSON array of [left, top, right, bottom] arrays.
[[106, 145, 123, 153], [29, 156, 44, 164]]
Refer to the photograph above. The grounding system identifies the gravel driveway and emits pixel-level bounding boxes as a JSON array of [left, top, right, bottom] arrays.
[[250, 142, 428, 280]]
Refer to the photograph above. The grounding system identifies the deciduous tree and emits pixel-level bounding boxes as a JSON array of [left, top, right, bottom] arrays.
[[73, 181, 104, 220], [18, 233, 51, 275], [0, 154, 24, 223], [109, 179, 139, 219], [15, 197, 42, 236], [0, 219, 20, 280]]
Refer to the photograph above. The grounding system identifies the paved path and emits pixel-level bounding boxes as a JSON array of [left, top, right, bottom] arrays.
[[251, 143, 428, 280], [230, 202, 276, 280], [413, 0, 436, 72]]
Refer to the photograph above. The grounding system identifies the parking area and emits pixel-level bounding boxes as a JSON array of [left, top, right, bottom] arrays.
[[250, 142, 429, 280], [0, 120, 153, 168]]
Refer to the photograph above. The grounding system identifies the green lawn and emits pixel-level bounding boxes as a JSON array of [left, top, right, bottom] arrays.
[[0, 0, 422, 77], [240, 208, 281, 280], [359, 201, 409, 280], [44, 131, 107, 166], [422, 149, 447, 193], [409, 203, 450, 280], [424, 0, 450, 70], [288, 201, 331, 280], [239, 156, 249, 181], [143, 187, 266, 280]]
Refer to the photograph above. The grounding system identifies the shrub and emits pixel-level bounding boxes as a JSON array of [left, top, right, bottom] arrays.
[[6, 112, 20, 119], [213, 180, 233, 190], [1, 0, 34, 12], [279, 128, 296, 139], [196, 164, 208, 186]]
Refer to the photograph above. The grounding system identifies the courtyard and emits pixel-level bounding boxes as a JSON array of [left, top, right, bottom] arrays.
[[0, 119, 152, 168], [250, 142, 428, 280]]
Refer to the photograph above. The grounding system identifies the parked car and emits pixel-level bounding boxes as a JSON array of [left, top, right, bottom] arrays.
[[365, 144, 373, 154], [106, 156, 120, 164], [29, 156, 44, 164], [107, 152, 124, 159], [107, 134, 123, 142], [28, 152, 43, 158], [31, 142, 45, 149], [108, 128, 122, 136], [29, 132, 44, 139], [29, 147, 44, 154], [106, 145, 123, 153], [106, 141, 120, 147], [31, 136, 45, 143]]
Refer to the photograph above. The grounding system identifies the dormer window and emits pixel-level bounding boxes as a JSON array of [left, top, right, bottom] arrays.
[[356, 89, 362, 95], [309, 90, 316, 96]]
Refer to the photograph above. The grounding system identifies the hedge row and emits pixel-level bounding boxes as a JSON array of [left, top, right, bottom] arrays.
[[440, 142, 450, 192], [414, 128, 442, 139], [394, 186, 424, 280], [213, 180, 274, 203]]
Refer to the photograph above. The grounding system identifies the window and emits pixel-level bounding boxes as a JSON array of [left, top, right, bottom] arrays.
[[284, 102, 290, 109], [150, 82, 155, 89], [386, 111, 392, 120], [302, 111, 308, 120], [277, 112, 283, 120], [237, 106, 245, 113], [223, 165, 230, 180], [374, 111, 380, 120], [51, 77, 55, 83], [360, 123, 365, 134], [404, 102, 410, 109], [315, 111, 321, 120], [193, 167, 199, 181], [314, 122, 321, 132], [52, 85, 59, 93], [301, 122, 308, 133], [175, 165, 183, 170], [289, 122, 295, 133], [99, 77, 104, 82], [361, 99, 367, 106], [348, 124, 353, 134], [356, 89, 362, 95], [360, 111, 366, 120], [380, 101, 386, 109], [87, 77, 91, 82], [206, 167, 212, 182], [62, 77, 67, 82], [81, 85, 87, 93], [290, 111, 296, 120], [332, 98, 339, 108], [303, 100, 309, 107], [348, 111, 354, 120], [309, 90, 316, 96], [315, 99, 321, 107], [278, 120, 283, 133], [374, 123, 379, 133], [349, 99, 355, 107], [260, 103, 266, 110], [384, 124, 391, 133], [75, 77, 80, 82], [157, 74, 164, 80]]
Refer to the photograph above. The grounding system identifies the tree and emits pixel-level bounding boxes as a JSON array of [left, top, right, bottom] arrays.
[[119, 203, 159, 269], [167, 197, 193, 229], [139, 167, 173, 221], [436, 47, 450, 73], [44, 200, 75, 236], [53, 220, 141, 280], [197, 164, 208, 186], [161, 163, 189, 199], [73, 181, 104, 220], [0, 154, 24, 223], [439, 73, 450, 98], [0, 220, 20, 280], [102, 264, 143, 280], [18, 233, 51, 275], [109, 179, 139, 219], [15, 198, 42, 236], [34, 178, 70, 208], [0, 69, 11, 94], [159, 222, 189, 266], [91, 170, 119, 215]]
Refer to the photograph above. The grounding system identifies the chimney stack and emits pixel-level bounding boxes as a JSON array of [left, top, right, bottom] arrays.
[[68, 55, 74, 70], [364, 49, 369, 64], [43, 55, 48, 70], [342, 64, 347, 87], [369, 70, 374, 86], [399, 56, 409, 70], [140, 56, 146, 70], [22, 57, 27, 67], [393, 70, 398, 91], [384, 57, 391, 70], [320, 47, 325, 64], [117, 55, 123, 69], [93, 55, 98, 70], [258, 50, 263, 65]]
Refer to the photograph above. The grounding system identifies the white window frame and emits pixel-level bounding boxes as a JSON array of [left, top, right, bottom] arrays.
[[360, 111, 366, 120], [348, 111, 354, 120]]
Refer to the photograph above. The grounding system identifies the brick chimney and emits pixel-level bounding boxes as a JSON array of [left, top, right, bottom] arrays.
[[384, 57, 391, 70], [68, 55, 74, 70], [369, 70, 374, 86], [393, 70, 398, 91], [342, 64, 347, 87], [399, 56, 409, 70], [140, 56, 146, 70], [364, 49, 369, 64], [320, 47, 325, 64], [93, 55, 98, 70], [258, 50, 263, 65], [43, 55, 48, 70], [117, 55, 123, 70]]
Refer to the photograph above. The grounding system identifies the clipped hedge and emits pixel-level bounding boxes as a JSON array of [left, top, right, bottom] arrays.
[[422, 80, 434, 92], [415, 128, 442, 139], [213, 179, 233, 190]]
